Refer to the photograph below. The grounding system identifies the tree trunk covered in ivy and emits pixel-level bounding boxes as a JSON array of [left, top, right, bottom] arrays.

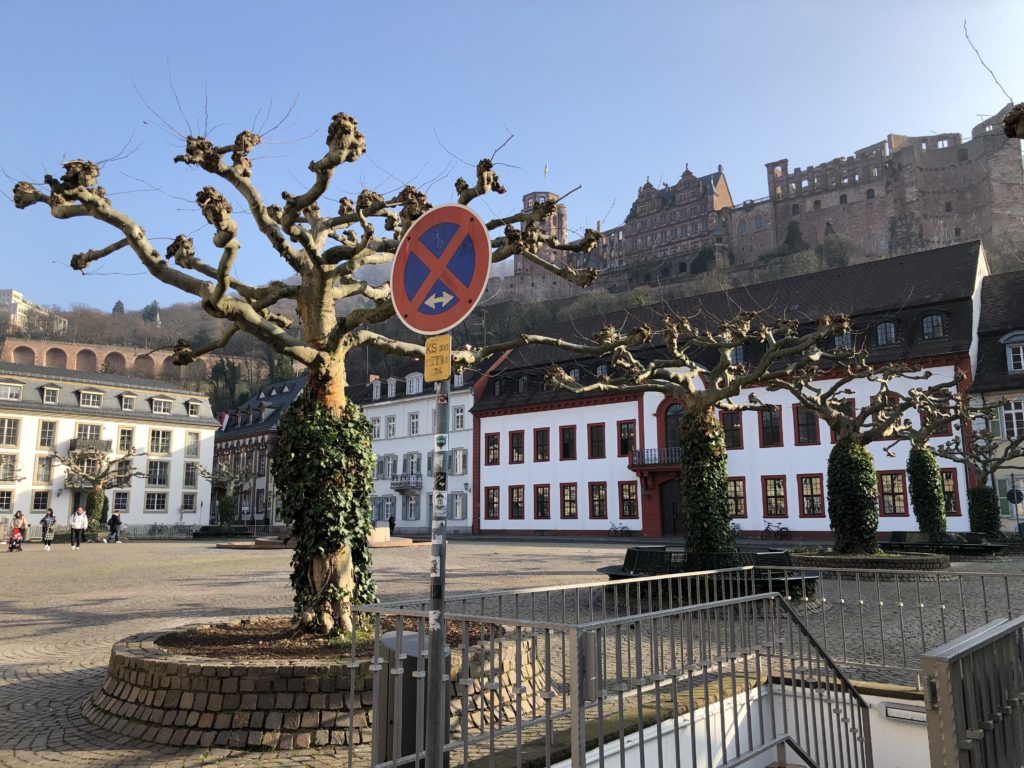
[[827, 437, 879, 554], [967, 486, 1001, 536], [271, 369, 376, 636], [907, 445, 946, 537], [87, 486, 106, 531], [678, 408, 737, 561]]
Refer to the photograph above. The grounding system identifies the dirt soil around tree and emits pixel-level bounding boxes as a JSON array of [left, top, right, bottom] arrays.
[[156, 616, 494, 660]]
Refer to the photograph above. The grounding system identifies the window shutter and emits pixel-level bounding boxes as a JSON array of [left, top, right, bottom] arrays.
[[375, 457, 385, 479], [426, 452, 434, 475], [997, 479, 1011, 518], [988, 408, 1003, 438]]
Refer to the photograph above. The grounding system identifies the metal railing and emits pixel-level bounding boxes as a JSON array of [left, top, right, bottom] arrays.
[[390, 473, 423, 491], [382, 564, 1024, 687], [922, 615, 1024, 768], [352, 591, 872, 768], [630, 447, 683, 466]]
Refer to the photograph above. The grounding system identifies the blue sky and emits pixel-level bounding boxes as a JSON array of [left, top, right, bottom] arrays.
[[2, 1, 1023, 312]]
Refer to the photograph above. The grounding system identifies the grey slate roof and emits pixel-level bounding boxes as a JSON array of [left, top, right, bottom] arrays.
[[216, 375, 307, 440], [0, 362, 218, 426], [971, 270, 1024, 394], [476, 242, 984, 413]]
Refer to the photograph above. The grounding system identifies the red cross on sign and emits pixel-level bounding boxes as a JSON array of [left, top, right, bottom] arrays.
[[391, 205, 490, 335]]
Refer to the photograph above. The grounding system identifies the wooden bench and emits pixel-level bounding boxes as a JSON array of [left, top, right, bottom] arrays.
[[882, 531, 1007, 556]]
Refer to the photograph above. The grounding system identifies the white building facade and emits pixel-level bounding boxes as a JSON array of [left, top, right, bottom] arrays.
[[0, 362, 216, 528], [354, 369, 475, 536]]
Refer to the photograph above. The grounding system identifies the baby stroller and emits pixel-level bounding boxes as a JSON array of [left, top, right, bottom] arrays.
[[7, 529, 23, 552]]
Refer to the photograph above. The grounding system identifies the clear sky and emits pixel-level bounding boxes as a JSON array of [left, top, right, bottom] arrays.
[[2, 1, 1023, 312]]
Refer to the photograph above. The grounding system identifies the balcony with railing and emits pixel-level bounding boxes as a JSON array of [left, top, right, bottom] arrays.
[[389, 473, 422, 492], [629, 446, 682, 467], [69, 438, 112, 452]]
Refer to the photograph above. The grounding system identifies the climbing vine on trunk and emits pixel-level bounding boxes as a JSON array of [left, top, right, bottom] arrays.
[[272, 390, 376, 634], [907, 444, 946, 537], [678, 408, 736, 561], [827, 437, 879, 554]]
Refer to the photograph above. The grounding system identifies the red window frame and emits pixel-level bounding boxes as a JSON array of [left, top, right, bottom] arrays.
[[618, 481, 639, 519], [484, 433, 500, 466], [509, 430, 524, 464], [533, 484, 551, 519], [588, 482, 608, 519], [533, 428, 550, 462], [617, 420, 636, 457], [758, 406, 784, 448], [762, 475, 788, 518], [726, 477, 747, 518], [559, 426, 577, 461], [940, 469, 962, 516], [797, 473, 826, 517], [720, 410, 744, 450], [792, 405, 820, 446], [508, 485, 525, 519], [484, 486, 500, 519], [560, 483, 578, 518], [587, 423, 606, 459], [877, 471, 909, 517]]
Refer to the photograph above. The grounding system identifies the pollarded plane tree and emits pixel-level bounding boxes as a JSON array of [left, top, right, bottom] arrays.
[[936, 405, 1024, 535], [12, 113, 603, 634], [544, 310, 854, 559], [768, 355, 961, 553], [53, 444, 145, 529]]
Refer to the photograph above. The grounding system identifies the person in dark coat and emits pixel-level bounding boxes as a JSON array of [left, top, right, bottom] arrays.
[[105, 512, 123, 543]]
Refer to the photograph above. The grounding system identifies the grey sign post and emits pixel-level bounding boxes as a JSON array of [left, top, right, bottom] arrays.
[[1010, 473, 1023, 533], [424, 380, 450, 768]]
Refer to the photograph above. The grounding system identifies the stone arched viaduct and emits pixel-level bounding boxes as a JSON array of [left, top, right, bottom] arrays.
[[1, 338, 215, 381]]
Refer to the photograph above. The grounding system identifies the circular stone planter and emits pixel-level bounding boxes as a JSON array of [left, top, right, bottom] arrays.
[[84, 627, 538, 751], [789, 551, 950, 571]]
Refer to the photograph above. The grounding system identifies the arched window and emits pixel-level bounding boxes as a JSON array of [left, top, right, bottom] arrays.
[[922, 314, 945, 340], [866, 188, 876, 200], [876, 321, 897, 346], [664, 403, 685, 449]]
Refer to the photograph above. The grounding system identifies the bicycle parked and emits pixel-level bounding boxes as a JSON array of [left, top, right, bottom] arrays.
[[761, 520, 790, 540], [608, 522, 634, 537]]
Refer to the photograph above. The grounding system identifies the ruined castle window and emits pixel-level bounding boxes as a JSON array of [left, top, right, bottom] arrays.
[[871, 167, 879, 177], [689, 223, 697, 235], [813, 200, 821, 210], [801, 179, 809, 189], [957, 148, 969, 161], [754, 215, 764, 229], [875, 322, 897, 347], [791, 204, 800, 215], [775, 186, 783, 199], [922, 314, 946, 340], [945, 202, 953, 212], [773, 166, 783, 178], [937, 139, 949, 149], [738, 220, 748, 234], [842, 176, 849, 185], [678, 262, 687, 274], [866, 189, 875, 200], [839, 194, 848, 205], [920, 141, 928, 150], [789, 182, 797, 193], [955, 227, 962, 237], [854, 173, 860, 182]]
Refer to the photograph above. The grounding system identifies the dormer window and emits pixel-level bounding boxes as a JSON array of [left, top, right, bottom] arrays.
[[372, 380, 381, 400], [80, 391, 103, 408], [187, 401, 201, 418], [517, 375, 528, 394], [0, 383, 23, 401], [1000, 332, 1024, 372], [41, 386, 58, 405], [121, 394, 136, 412], [834, 332, 853, 350], [493, 379, 504, 396], [151, 398, 173, 415], [596, 363, 609, 377], [453, 372, 464, 388], [406, 374, 423, 396], [568, 368, 581, 382], [876, 321, 897, 347], [922, 314, 946, 340], [387, 380, 397, 398], [729, 346, 745, 365]]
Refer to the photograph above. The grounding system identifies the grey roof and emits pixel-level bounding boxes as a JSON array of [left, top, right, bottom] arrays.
[[0, 362, 219, 426], [475, 242, 983, 413], [970, 270, 1024, 394], [216, 375, 307, 441]]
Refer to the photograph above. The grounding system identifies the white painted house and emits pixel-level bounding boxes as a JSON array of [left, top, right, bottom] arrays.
[[473, 243, 985, 538], [351, 367, 475, 536], [0, 362, 217, 529]]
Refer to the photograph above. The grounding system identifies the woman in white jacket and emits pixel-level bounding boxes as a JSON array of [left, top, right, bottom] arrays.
[[69, 506, 88, 550]]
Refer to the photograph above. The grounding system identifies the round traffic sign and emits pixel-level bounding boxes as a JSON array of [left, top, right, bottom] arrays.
[[1008, 488, 1024, 505], [391, 204, 491, 335]]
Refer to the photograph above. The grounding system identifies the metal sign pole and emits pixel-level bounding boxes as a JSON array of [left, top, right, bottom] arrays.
[[1013, 473, 1021, 534], [425, 378, 450, 768]]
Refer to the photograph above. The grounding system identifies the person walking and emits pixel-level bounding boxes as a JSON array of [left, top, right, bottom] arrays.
[[8, 510, 28, 551], [105, 511, 122, 544], [41, 508, 57, 551], [69, 506, 88, 550]]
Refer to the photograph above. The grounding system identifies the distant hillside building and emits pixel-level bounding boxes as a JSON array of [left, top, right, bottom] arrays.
[[496, 107, 1024, 302], [0, 289, 68, 335]]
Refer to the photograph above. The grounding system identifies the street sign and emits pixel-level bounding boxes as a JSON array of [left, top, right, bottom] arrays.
[[424, 334, 452, 383], [391, 204, 491, 335], [1008, 488, 1024, 505]]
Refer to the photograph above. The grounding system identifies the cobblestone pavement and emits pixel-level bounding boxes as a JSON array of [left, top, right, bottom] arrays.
[[0, 538, 629, 767]]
